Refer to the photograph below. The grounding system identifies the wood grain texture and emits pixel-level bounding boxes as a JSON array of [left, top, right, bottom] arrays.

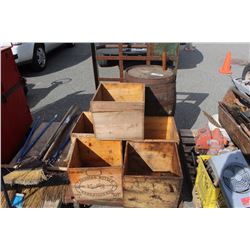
[[218, 88, 250, 159], [144, 116, 179, 142], [63, 185, 123, 206], [123, 176, 182, 208], [92, 111, 144, 140], [67, 136, 123, 203], [91, 82, 145, 140], [219, 102, 250, 159], [124, 65, 176, 116], [71, 112, 94, 139], [123, 141, 182, 208]]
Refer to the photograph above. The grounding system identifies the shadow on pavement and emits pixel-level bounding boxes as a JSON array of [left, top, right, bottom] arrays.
[[175, 91, 209, 129], [31, 91, 94, 122], [27, 78, 73, 109], [19, 43, 91, 77], [178, 47, 203, 69]]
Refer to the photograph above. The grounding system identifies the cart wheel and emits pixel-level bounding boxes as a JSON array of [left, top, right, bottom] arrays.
[[31, 44, 47, 71], [242, 63, 250, 81]]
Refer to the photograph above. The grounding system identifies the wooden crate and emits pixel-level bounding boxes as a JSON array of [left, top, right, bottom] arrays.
[[218, 88, 250, 160], [71, 112, 94, 139], [90, 82, 145, 140], [67, 136, 123, 204], [144, 116, 179, 143], [123, 141, 183, 208]]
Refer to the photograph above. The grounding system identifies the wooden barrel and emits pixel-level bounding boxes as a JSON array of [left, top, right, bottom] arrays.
[[125, 65, 176, 116]]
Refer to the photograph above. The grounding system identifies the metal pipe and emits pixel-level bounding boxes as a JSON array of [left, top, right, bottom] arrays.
[[90, 43, 99, 89]]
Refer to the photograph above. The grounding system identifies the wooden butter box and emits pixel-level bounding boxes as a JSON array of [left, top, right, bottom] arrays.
[[90, 82, 145, 140], [218, 87, 250, 160], [71, 112, 94, 139], [123, 141, 183, 208], [144, 116, 179, 143], [67, 136, 123, 204]]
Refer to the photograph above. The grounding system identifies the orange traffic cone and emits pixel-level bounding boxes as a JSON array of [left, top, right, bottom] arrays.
[[219, 52, 232, 74]]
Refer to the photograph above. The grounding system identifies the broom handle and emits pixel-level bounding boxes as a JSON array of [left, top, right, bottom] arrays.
[[38, 105, 75, 159], [18, 114, 58, 162], [42, 106, 78, 161], [16, 116, 41, 163]]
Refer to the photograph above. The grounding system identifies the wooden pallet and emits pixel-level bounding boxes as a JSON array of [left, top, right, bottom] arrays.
[[179, 129, 198, 185]]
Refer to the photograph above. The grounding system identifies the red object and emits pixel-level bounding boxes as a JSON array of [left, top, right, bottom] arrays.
[[219, 51, 232, 75], [1, 46, 32, 163], [211, 128, 228, 148], [241, 196, 250, 207], [195, 128, 228, 154], [195, 128, 212, 150]]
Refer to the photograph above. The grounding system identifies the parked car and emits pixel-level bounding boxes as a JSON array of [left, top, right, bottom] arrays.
[[0, 43, 75, 71]]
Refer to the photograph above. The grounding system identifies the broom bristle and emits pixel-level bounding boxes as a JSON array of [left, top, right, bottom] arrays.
[[4, 168, 47, 186], [21, 184, 68, 208], [0, 190, 16, 208]]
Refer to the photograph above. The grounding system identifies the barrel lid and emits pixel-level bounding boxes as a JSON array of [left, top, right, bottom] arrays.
[[125, 65, 174, 80]]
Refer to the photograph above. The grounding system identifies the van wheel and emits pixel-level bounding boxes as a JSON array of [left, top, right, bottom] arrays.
[[31, 44, 47, 71]]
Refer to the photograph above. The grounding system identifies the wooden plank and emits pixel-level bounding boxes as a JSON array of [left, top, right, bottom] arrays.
[[180, 129, 195, 138], [96, 55, 162, 61], [63, 185, 122, 206], [219, 88, 250, 159], [71, 112, 94, 138], [126, 141, 176, 173], [99, 77, 121, 82], [118, 43, 124, 81], [68, 167, 123, 202], [68, 136, 123, 168], [123, 176, 182, 208], [98, 82, 145, 102], [181, 137, 196, 144], [90, 101, 144, 112], [92, 110, 144, 140], [144, 116, 180, 143], [146, 43, 151, 65]]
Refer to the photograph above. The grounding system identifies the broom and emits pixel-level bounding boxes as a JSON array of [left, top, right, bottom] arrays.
[[4, 106, 79, 186], [0, 190, 16, 208], [21, 174, 69, 208]]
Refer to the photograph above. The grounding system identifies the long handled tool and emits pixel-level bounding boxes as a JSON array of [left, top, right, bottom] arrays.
[[4, 106, 79, 186], [15, 116, 41, 163], [48, 136, 70, 165], [16, 114, 58, 164]]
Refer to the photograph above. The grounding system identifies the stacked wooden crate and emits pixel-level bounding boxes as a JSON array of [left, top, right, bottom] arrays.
[[67, 82, 182, 207]]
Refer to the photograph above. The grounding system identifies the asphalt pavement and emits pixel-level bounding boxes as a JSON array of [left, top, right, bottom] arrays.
[[20, 43, 250, 130]]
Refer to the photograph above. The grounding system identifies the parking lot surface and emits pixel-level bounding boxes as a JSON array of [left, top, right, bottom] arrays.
[[20, 43, 250, 129]]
